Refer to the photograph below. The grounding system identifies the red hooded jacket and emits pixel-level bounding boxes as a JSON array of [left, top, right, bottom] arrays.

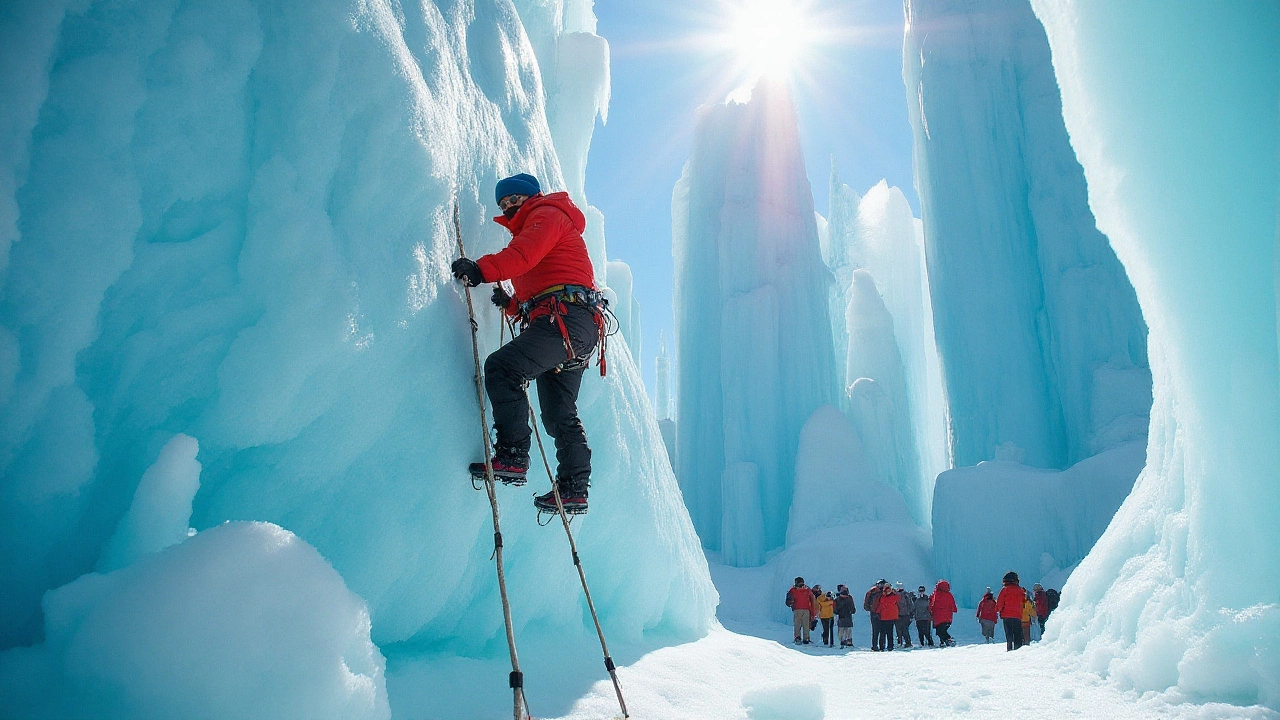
[[477, 192, 596, 305], [977, 593, 998, 622], [930, 581, 958, 624], [877, 590, 900, 621], [787, 586, 814, 613], [1034, 589, 1049, 617], [996, 584, 1025, 619]]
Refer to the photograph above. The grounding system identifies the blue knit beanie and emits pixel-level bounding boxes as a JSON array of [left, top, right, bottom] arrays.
[[494, 173, 541, 204]]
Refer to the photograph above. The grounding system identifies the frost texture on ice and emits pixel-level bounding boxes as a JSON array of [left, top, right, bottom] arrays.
[[0, 0, 714, 705], [0, 522, 390, 720], [1031, 0, 1280, 708], [904, 0, 1151, 472], [672, 79, 838, 563]]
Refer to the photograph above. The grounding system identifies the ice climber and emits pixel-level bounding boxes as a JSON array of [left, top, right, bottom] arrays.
[[996, 571, 1027, 650], [786, 577, 814, 644], [452, 173, 606, 516]]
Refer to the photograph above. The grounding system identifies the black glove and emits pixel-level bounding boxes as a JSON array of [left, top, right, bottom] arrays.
[[451, 258, 484, 287], [491, 284, 512, 310]]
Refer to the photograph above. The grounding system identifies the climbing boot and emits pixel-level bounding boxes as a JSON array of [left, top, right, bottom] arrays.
[[534, 483, 588, 515], [469, 446, 529, 486]]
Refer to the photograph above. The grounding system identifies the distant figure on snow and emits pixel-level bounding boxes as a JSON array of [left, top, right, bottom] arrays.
[[913, 585, 934, 647], [817, 591, 836, 647], [835, 585, 857, 648], [976, 587, 998, 643], [895, 582, 915, 647], [1033, 583, 1050, 634], [1022, 590, 1037, 644], [996, 571, 1027, 650], [785, 577, 815, 645], [864, 580, 887, 649], [453, 173, 606, 516], [810, 585, 823, 634], [876, 583, 900, 651], [930, 580, 959, 647]]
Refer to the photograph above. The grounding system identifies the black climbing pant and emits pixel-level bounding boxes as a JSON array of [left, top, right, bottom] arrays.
[[1003, 617, 1024, 651], [484, 303, 599, 490]]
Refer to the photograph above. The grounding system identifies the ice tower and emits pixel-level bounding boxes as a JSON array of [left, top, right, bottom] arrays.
[[904, 0, 1151, 471], [672, 79, 838, 563]]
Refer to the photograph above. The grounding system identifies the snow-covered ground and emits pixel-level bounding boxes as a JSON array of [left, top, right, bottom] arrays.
[[549, 623, 1279, 720]]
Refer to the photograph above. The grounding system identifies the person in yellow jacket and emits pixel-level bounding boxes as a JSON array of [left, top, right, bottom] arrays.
[[817, 592, 837, 647], [1021, 591, 1036, 644]]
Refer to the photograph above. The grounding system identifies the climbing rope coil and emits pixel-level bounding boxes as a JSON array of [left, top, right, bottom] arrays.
[[453, 202, 629, 720]]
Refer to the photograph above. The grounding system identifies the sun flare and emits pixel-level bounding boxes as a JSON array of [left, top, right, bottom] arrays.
[[728, 0, 813, 81]]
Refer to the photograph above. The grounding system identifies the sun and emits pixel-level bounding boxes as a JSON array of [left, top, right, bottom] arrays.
[[727, 0, 814, 82]]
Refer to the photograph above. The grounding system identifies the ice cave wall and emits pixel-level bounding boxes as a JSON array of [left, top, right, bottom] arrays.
[[904, 0, 1151, 472], [1032, 0, 1280, 706], [0, 0, 713, 678]]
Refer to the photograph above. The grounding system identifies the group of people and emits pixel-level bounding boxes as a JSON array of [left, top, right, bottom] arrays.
[[784, 577, 958, 650], [784, 572, 1060, 651], [976, 571, 1059, 650]]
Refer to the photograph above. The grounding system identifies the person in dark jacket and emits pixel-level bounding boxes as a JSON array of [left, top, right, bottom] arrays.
[[894, 582, 914, 648], [453, 174, 601, 515], [913, 586, 934, 647], [864, 580, 886, 650], [834, 585, 857, 648]]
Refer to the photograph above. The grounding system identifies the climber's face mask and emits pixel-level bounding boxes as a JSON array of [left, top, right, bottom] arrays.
[[499, 194, 528, 218]]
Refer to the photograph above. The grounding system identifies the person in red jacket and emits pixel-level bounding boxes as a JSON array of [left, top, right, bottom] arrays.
[[976, 587, 999, 643], [930, 580, 959, 647], [785, 577, 815, 645], [876, 585, 900, 651], [995, 571, 1027, 651], [1033, 583, 1050, 636], [453, 174, 603, 515]]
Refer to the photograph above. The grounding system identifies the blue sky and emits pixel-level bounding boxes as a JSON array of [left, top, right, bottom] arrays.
[[585, 0, 919, 398]]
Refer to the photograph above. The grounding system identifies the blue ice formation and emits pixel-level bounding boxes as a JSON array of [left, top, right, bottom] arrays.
[[825, 174, 947, 525], [0, 0, 714, 716], [672, 79, 838, 566], [1033, 0, 1279, 705], [904, 0, 1152, 472]]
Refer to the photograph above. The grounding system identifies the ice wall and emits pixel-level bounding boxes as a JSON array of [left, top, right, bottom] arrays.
[[0, 0, 714, 712], [904, 0, 1151, 471], [1030, 0, 1280, 706], [823, 162, 861, 371], [672, 79, 838, 562]]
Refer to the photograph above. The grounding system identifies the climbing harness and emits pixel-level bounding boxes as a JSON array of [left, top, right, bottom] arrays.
[[516, 284, 616, 377], [452, 203, 532, 720]]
